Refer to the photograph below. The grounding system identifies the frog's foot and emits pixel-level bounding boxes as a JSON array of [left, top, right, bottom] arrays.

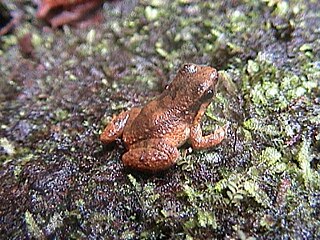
[[122, 139, 180, 173], [190, 124, 227, 149]]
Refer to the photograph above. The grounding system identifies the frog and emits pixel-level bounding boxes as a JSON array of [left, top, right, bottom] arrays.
[[36, 0, 103, 28], [100, 63, 227, 173]]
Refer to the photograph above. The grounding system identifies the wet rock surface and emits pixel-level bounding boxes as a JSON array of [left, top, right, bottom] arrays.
[[0, 0, 319, 239]]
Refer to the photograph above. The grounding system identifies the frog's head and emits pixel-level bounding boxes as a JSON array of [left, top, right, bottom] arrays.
[[177, 63, 218, 103]]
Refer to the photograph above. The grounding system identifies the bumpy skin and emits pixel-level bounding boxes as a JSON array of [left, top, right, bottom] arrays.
[[36, 0, 103, 28], [100, 64, 226, 173]]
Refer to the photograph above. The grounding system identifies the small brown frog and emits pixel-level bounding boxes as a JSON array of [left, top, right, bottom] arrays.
[[100, 64, 226, 172]]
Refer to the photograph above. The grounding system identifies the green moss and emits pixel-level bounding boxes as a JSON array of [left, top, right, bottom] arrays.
[[299, 43, 312, 52], [1, 34, 17, 50], [243, 118, 281, 137], [127, 174, 142, 191], [274, 1, 290, 16], [247, 60, 260, 76], [54, 108, 70, 122], [177, 154, 196, 172], [213, 172, 271, 207], [181, 184, 220, 232], [145, 6, 159, 21], [0, 137, 15, 156], [228, 9, 248, 32], [46, 212, 64, 235], [296, 138, 319, 188], [259, 214, 276, 230], [242, 53, 318, 115], [243, 180, 271, 208], [31, 33, 43, 47], [259, 147, 282, 166], [25, 210, 45, 239], [86, 29, 96, 45], [197, 210, 217, 228]]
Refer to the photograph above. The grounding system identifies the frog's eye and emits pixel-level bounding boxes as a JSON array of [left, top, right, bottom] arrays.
[[201, 88, 215, 101], [183, 64, 197, 74], [206, 89, 214, 98]]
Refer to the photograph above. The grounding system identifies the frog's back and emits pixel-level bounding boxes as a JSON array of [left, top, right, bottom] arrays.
[[123, 96, 193, 146]]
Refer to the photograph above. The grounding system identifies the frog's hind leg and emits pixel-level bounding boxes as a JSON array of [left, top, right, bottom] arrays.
[[100, 108, 141, 144], [122, 139, 180, 173]]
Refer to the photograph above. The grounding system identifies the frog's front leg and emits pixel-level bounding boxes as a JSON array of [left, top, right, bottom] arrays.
[[189, 103, 227, 149], [100, 108, 141, 144], [122, 139, 180, 172]]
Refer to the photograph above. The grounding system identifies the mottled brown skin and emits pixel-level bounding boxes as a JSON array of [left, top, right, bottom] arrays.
[[100, 64, 226, 173]]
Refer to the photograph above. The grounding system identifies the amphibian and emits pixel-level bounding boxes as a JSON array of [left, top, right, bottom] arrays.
[[100, 63, 226, 172]]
